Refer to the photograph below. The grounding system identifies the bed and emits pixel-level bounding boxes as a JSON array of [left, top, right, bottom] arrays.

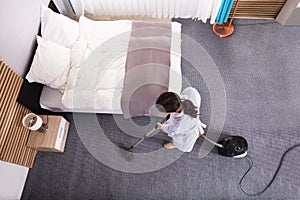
[[26, 5, 182, 118]]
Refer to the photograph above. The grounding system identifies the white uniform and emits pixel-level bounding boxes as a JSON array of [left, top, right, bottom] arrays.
[[161, 87, 206, 152]]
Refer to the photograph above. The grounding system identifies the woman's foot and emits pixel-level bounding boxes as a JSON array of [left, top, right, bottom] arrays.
[[164, 143, 176, 149]]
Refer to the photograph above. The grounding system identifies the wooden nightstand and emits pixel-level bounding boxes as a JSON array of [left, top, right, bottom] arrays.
[[27, 115, 70, 152]]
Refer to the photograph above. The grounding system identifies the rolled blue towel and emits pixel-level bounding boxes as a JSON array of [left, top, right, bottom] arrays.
[[216, 0, 234, 24]]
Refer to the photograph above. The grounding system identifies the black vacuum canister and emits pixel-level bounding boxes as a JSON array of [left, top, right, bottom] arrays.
[[217, 136, 248, 158]]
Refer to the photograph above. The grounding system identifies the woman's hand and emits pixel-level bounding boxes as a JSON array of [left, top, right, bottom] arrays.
[[156, 123, 162, 130], [200, 129, 205, 135], [198, 130, 205, 139]]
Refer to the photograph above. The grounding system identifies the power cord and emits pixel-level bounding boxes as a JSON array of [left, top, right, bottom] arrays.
[[239, 143, 300, 196]]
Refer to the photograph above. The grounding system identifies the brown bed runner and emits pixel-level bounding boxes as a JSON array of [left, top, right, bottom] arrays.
[[121, 21, 172, 118]]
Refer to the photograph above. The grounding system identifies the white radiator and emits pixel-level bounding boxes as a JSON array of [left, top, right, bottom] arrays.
[[70, 0, 222, 24]]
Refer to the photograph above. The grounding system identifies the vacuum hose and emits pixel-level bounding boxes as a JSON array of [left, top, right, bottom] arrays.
[[202, 135, 223, 148]]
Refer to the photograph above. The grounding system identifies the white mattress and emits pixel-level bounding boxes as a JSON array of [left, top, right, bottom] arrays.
[[40, 52, 181, 113], [40, 20, 182, 114]]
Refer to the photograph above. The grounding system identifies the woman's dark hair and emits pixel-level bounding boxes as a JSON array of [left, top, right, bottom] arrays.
[[156, 92, 198, 118], [156, 92, 181, 113], [181, 100, 198, 118]]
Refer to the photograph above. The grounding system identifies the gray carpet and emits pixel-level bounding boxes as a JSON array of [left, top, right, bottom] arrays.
[[22, 19, 300, 200]]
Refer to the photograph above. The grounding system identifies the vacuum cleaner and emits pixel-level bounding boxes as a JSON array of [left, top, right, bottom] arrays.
[[121, 117, 248, 159], [202, 135, 248, 158], [120, 119, 300, 197]]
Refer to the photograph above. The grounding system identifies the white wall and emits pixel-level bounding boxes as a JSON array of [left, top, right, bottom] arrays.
[[0, 1, 50, 199], [0, 0, 50, 77], [276, 0, 300, 25], [0, 161, 29, 200]]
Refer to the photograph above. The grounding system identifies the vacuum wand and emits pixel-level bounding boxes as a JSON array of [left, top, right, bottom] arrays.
[[126, 116, 168, 151], [129, 126, 158, 149]]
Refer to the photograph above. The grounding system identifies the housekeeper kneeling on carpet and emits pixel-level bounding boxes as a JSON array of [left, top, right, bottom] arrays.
[[156, 87, 207, 152]]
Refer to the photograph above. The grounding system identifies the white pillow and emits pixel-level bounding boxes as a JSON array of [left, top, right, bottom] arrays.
[[41, 5, 79, 48], [26, 36, 71, 91], [79, 16, 132, 41]]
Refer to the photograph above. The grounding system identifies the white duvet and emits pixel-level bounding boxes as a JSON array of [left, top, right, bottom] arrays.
[[60, 17, 182, 114]]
